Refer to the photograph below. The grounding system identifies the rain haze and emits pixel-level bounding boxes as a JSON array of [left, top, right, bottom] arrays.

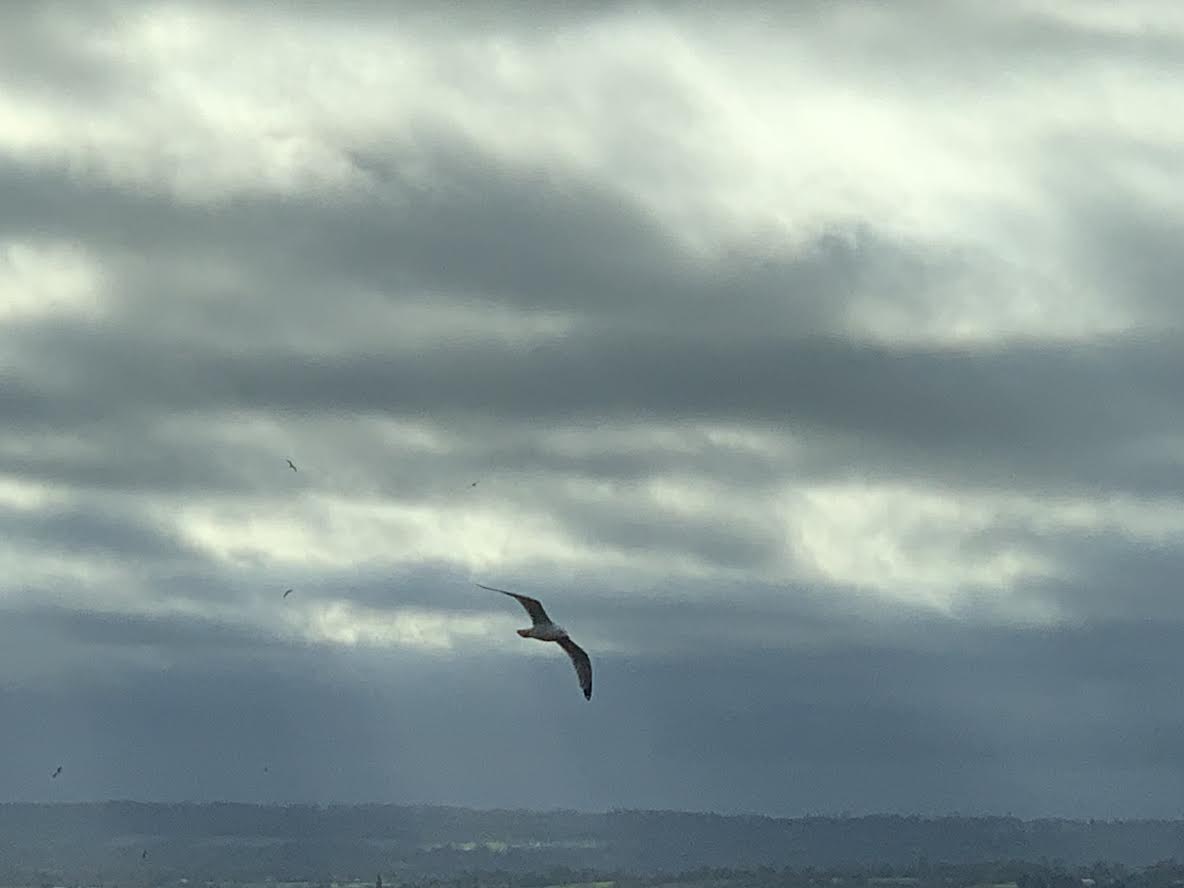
[[3, 1, 1184, 822]]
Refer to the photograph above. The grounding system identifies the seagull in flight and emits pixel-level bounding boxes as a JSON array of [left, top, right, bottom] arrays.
[[282, 588, 293, 599], [479, 584, 592, 700], [286, 459, 297, 472], [51, 766, 62, 779]]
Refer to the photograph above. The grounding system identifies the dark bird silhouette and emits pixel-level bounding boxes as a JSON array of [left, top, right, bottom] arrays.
[[479, 583, 592, 700], [469, 481, 479, 487], [142, 850, 148, 860], [51, 766, 62, 779], [282, 588, 293, 598], [286, 459, 297, 472]]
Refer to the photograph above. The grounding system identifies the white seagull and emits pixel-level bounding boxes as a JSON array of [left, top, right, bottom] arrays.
[[479, 583, 592, 700]]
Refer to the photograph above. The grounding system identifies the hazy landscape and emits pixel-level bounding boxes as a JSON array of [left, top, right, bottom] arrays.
[[6, 804, 1184, 885]]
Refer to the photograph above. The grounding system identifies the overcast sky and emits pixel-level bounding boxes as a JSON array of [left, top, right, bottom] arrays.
[[3, 1, 1184, 820]]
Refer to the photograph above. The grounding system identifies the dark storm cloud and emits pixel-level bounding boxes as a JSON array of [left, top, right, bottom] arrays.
[[2, 130, 1179, 497], [10, 311, 1184, 498]]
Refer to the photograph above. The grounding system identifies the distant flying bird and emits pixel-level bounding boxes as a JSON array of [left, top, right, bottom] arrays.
[[479, 584, 592, 700], [286, 459, 297, 472], [282, 588, 293, 598], [141, 850, 148, 860], [469, 481, 479, 488], [51, 766, 62, 779]]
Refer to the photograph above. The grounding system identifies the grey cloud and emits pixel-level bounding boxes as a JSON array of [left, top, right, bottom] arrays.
[[3, 130, 1179, 506], [537, 492, 783, 571], [0, 4, 136, 102], [3, 136, 1178, 436], [0, 419, 306, 497], [810, 4, 1184, 85], [12, 317, 1184, 491], [1066, 187, 1184, 321], [0, 140, 850, 339], [0, 606, 284, 675], [259, 1, 1184, 77], [0, 502, 196, 562], [1025, 531, 1184, 623]]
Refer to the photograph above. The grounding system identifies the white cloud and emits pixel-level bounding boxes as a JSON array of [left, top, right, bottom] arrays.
[[0, 240, 107, 322]]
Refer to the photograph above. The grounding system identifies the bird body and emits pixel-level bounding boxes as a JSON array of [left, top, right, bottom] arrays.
[[479, 583, 592, 700], [286, 459, 297, 472], [516, 623, 568, 642]]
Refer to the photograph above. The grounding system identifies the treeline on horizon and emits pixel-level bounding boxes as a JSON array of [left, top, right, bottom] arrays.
[[2, 803, 1184, 883], [11, 858, 1184, 888]]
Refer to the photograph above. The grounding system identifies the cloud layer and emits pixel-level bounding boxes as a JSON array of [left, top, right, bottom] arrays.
[[2, 0, 1184, 818]]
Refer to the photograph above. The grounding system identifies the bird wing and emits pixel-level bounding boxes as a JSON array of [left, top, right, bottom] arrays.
[[557, 637, 592, 700], [476, 583, 552, 625], [283, 589, 292, 598]]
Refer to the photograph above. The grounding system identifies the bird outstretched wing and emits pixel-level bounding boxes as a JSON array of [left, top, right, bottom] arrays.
[[557, 637, 592, 701], [477, 583, 552, 626]]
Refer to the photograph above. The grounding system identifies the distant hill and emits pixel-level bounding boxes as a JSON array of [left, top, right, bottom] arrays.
[[2, 803, 1184, 883]]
